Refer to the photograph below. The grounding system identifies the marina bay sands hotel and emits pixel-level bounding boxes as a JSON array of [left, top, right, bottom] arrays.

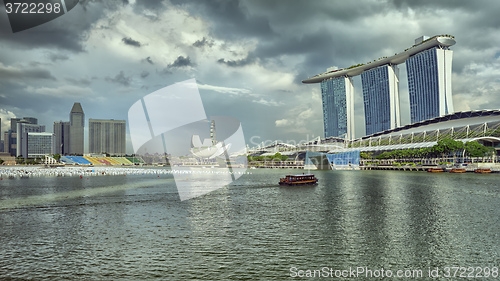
[[303, 35, 455, 140]]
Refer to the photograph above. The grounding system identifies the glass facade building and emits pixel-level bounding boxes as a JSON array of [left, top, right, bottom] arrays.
[[320, 76, 354, 139], [361, 65, 400, 136], [406, 47, 454, 123]]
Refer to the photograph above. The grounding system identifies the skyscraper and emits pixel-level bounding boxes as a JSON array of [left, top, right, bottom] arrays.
[[54, 121, 70, 155], [69, 102, 85, 155], [16, 121, 46, 158], [89, 119, 126, 155], [406, 45, 454, 123], [10, 118, 20, 132], [6, 117, 37, 156], [361, 65, 400, 136], [320, 76, 354, 139], [27, 132, 54, 158], [303, 35, 455, 137]]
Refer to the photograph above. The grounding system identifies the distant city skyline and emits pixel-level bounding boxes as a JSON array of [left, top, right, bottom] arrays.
[[1, 1, 500, 152], [2, 103, 127, 156]]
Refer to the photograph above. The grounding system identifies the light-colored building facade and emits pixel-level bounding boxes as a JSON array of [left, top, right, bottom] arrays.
[[89, 119, 126, 155], [16, 122, 45, 158], [27, 132, 54, 158], [69, 102, 85, 155], [320, 76, 354, 140]]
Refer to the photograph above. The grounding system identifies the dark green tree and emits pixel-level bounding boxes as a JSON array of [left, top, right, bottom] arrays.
[[464, 141, 489, 158]]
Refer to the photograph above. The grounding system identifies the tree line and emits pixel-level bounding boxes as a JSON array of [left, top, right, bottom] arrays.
[[361, 138, 496, 160]]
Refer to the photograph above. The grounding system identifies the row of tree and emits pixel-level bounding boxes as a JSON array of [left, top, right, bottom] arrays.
[[248, 152, 289, 162], [360, 139, 496, 160]]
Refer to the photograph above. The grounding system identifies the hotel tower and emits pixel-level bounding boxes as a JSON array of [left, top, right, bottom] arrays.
[[303, 35, 455, 138]]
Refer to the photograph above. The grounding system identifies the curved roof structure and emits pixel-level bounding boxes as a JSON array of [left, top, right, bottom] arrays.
[[361, 109, 500, 139], [302, 35, 455, 84]]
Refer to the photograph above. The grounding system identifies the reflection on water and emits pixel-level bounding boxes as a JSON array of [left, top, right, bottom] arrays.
[[1, 170, 499, 279]]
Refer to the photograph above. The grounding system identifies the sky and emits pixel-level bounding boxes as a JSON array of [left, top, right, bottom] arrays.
[[1, 0, 500, 154]]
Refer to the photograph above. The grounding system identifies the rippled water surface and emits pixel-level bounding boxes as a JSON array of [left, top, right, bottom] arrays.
[[1, 169, 500, 280]]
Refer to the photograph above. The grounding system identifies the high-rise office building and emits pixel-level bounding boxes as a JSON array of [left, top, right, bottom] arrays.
[[16, 122, 46, 158], [26, 132, 54, 158], [54, 121, 70, 155], [89, 119, 126, 155], [10, 118, 20, 132], [4, 132, 12, 155], [69, 102, 85, 155], [406, 46, 454, 123], [320, 76, 354, 139], [361, 65, 400, 136], [5, 117, 38, 156]]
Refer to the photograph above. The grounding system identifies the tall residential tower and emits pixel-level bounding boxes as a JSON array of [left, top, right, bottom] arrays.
[[361, 65, 400, 135], [406, 36, 454, 123], [320, 75, 354, 139], [88, 119, 126, 155], [69, 102, 85, 155], [54, 121, 70, 155]]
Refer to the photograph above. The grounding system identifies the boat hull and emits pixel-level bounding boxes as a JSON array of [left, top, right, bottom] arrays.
[[475, 169, 492, 174], [279, 180, 318, 186], [427, 168, 444, 173], [279, 174, 318, 186]]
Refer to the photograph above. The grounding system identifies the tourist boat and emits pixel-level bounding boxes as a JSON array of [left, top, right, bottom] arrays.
[[279, 174, 318, 186], [474, 168, 492, 174], [427, 168, 444, 173], [449, 168, 466, 173]]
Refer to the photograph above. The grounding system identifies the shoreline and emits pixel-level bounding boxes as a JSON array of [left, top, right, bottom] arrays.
[[0, 166, 251, 179]]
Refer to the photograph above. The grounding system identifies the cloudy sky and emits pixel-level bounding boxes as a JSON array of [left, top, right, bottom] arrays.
[[1, 0, 500, 153]]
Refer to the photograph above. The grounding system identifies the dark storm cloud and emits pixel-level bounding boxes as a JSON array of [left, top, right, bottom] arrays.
[[169, 0, 274, 40], [193, 37, 214, 48], [144, 56, 154, 64], [122, 37, 142, 47], [0, 0, 128, 52], [132, 0, 165, 11], [105, 71, 131, 86], [170, 0, 400, 84], [168, 56, 194, 68], [217, 57, 254, 67], [390, 0, 480, 10], [0, 63, 56, 81], [47, 53, 70, 62]]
